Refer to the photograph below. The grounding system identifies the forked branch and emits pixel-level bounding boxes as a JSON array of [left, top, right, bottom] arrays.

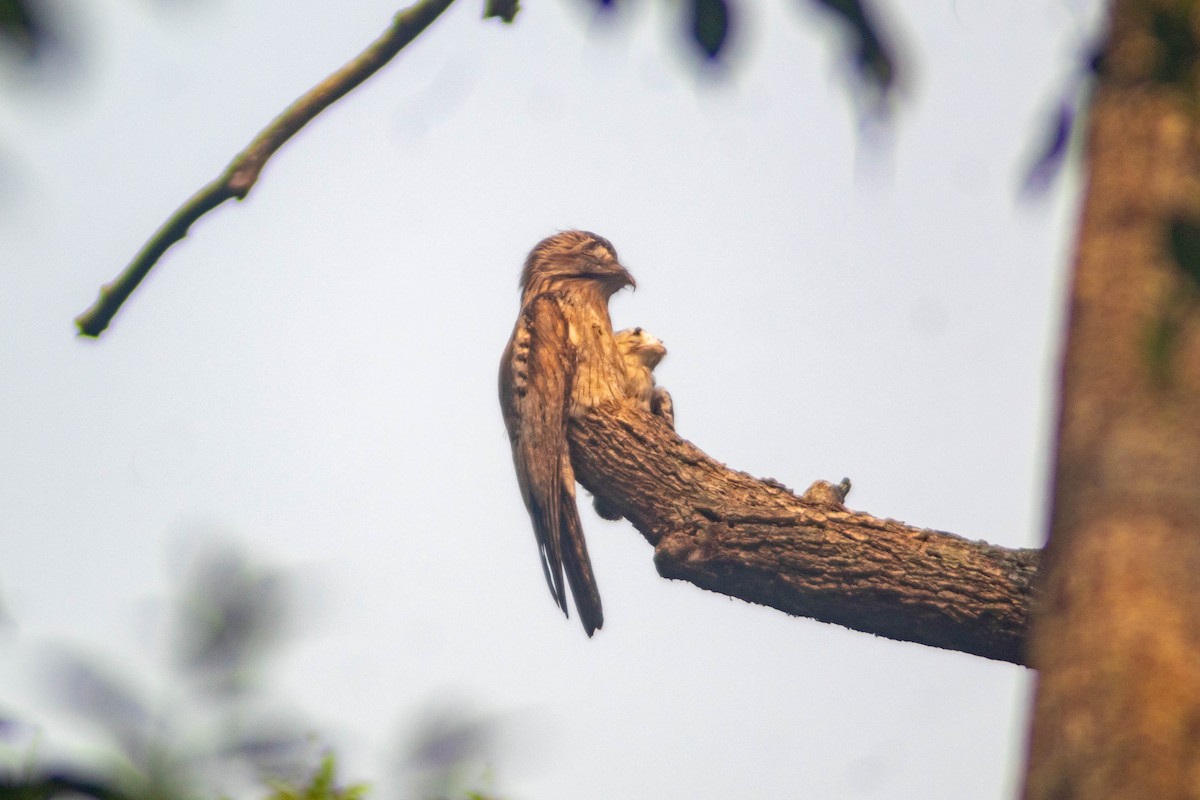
[[75, 0, 456, 337]]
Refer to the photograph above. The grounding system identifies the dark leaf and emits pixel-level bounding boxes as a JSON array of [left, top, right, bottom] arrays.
[[405, 704, 496, 782], [689, 0, 731, 60], [0, 0, 39, 59], [1149, 6, 1198, 86], [1146, 220, 1200, 388], [482, 0, 519, 24], [215, 726, 315, 782], [174, 546, 290, 692], [1022, 102, 1074, 195], [0, 770, 133, 800], [0, 711, 30, 742], [811, 0, 895, 97], [1145, 302, 1185, 389], [41, 650, 151, 764], [403, 704, 499, 800], [0, 0, 71, 68], [1086, 40, 1105, 76], [1168, 215, 1200, 290]]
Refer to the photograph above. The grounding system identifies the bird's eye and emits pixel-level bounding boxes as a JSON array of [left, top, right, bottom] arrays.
[[633, 327, 642, 335]]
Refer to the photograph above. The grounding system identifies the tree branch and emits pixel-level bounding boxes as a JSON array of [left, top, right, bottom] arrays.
[[570, 404, 1038, 666], [74, 0, 457, 338]]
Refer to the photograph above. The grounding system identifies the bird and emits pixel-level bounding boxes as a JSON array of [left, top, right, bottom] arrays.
[[613, 326, 675, 429], [592, 327, 675, 522], [498, 231, 636, 636]]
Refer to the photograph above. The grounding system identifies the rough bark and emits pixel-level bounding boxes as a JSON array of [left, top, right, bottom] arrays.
[[569, 405, 1039, 665], [1022, 1, 1200, 797]]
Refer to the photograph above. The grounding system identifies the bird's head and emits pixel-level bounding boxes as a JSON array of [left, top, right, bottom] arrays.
[[615, 326, 666, 369], [520, 230, 636, 298]]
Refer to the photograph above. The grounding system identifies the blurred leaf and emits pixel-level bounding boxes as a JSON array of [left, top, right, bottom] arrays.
[[219, 731, 309, 761], [213, 723, 316, 784], [0, 586, 13, 631], [0, 709, 33, 743], [1145, 217, 1200, 388], [7, 542, 335, 800], [1168, 215, 1200, 290], [810, 0, 895, 99], [1149, 5, 1198, 87], [1086, 39, 1105, 76], [42, 650, 151, 765], [174, 546, 290, 693], [1146, 302, 1183, 389], [1022, 101, 1075, 195], [688, 0, 731, 60], [405, 704, 498, 800], [482, 0, 519, 24], [0, 769, 133, 800], [409, 718, 491, 772], [264, 754, 368, 800], [0, 0, 41, 60]]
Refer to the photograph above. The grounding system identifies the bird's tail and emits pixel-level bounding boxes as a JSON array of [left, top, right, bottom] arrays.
[[559, 490, 604, 636]]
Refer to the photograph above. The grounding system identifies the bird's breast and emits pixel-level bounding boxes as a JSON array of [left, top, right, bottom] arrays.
[[566, 311, 628, 417]]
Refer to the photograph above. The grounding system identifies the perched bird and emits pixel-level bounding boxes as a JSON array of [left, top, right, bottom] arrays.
[[592, 326, 675, 522], [613, 326, 675, 429], [499, 231, 636, 636]]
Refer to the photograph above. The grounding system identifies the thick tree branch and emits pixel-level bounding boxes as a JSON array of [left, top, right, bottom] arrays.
[[74, 0, 456, 338], [570, 403, 1038, 666]]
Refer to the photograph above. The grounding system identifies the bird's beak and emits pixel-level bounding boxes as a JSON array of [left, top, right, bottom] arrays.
[[584, 265, 636, 292]]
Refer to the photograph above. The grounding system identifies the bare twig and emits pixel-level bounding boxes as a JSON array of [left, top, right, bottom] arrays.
[[75, 0, 457, 337]]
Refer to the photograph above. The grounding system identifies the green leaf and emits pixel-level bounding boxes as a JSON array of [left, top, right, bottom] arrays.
[[1167, 215, 1200, 289], [262, 754, 370, 800], [482, 0, 519, 25], [689, 0, 730, 60]]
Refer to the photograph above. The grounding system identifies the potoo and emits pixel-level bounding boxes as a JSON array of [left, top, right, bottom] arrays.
[[591, 326, 676, 522], [613, 327, 674, 429], [499, 231, 636, 636]]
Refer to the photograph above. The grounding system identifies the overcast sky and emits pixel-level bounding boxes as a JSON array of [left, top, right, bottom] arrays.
[[1, 0, 1104, 797]]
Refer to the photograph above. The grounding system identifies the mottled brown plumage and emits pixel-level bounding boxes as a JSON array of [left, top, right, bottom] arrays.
[[592, 327, 675, 522], [613, 327, 674, 429], [499, 231, 635, 636]]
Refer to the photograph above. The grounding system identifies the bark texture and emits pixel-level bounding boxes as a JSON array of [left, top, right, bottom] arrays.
[[1022, 1, 1200, 797], [569, 405, 1039, 665]]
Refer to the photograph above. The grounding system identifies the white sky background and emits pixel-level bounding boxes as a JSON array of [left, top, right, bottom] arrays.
[[0, 0, 1105, 797]]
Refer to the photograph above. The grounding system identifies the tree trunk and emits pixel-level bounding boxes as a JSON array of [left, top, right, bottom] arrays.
[[1022, 1, 1200, 797]]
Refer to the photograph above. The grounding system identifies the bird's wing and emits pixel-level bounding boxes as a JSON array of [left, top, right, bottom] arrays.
[[499, 293, 575, 617]]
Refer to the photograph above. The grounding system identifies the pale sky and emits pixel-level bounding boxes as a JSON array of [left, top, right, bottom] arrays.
[[1, 1, 1103, 798]]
